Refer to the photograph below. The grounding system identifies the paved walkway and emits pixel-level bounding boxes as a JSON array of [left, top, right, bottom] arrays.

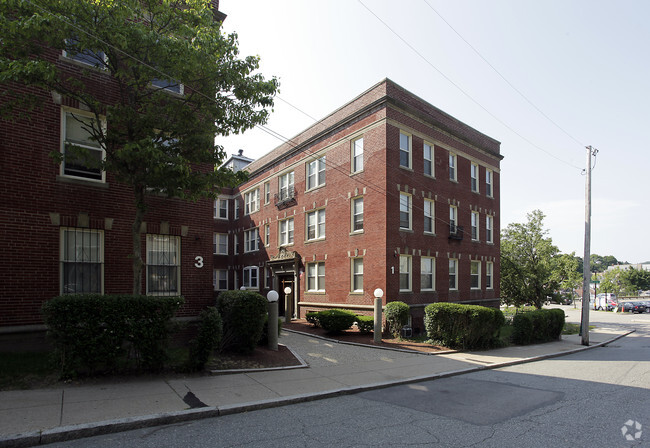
[[0, 325, 632, 447]]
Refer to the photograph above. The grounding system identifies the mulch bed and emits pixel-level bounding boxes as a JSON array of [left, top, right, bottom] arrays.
[[209, 344, 303, 371], [283, 319, 451, 354]]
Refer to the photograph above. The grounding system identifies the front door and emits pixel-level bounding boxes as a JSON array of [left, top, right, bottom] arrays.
[[278, 275, 294, 317]]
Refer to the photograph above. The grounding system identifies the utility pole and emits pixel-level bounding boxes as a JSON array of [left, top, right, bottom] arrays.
[[581, 145, 597, 346]]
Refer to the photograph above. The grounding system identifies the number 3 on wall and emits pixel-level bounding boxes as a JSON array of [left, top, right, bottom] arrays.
[[194, 256, 203, 268]]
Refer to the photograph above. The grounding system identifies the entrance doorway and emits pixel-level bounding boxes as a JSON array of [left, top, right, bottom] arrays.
[[278, 275, 294, 317]]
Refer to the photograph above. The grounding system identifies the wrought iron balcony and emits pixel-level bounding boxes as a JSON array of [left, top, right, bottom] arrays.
[[449, 224, 464, 240], [274, 186, 297, 210]]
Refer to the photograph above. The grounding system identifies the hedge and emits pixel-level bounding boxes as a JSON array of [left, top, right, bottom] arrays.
[[424, 302, 505, 350], [42, 294, 183, 377], [384, 301, 410, 338], [356, 315, 374, 334], [216, 290, 268, 354], [511, 309, 565, 345], [315, 309, 357, 333], [187, 307, 222, 371]]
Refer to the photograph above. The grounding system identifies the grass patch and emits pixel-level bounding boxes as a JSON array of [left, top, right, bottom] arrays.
[[562, 323, 595, 335], [0, 352, 58, 390]]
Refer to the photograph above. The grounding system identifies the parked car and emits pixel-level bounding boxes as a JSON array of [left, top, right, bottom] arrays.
[[637, 300, 650, 312], [618, 302, 647, 313]]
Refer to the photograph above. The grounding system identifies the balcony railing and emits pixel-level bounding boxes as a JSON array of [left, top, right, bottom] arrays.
[[274, 186, 297, 210], [449, 224, 463, 240]]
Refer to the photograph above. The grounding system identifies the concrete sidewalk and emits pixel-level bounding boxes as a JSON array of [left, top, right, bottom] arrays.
[[0, 326, 632, 447]]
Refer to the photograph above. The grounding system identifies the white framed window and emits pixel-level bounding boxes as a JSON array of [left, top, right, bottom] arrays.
[[471, 211, 480, 241], [351, 196, 364, 233], [278, 171, 295, 201], [421, 256, 435, 291], [449, 205, 458, 233], [307, 156, 326, 190], [234, 198, 240, 219], [486, 262, 494, 289], [60, 228, 104, 294], [423, 142, 433, 177], [399, 193, 412, 230], [351, 258, 363, 292], [307, 262, 325, 292], [352, 137, 364, 173], [306, 209, 326, 241], [486, 169, 493, 197], [449, 153, 457, 181], [63, 38, 107, 68], [264, 224, 270, 247], [486, 215, 494, 244], [399, 255, 412, 292], [234, 233, 239, 255], [264, 267, 271, 288], [213, 233, 228, 255], [146, 234, 180, 296], [424, 199, 435, 234], [399, 131, 411, 169], [214, 198, 228, 219], [471, 261, 481, 289], [264, 182, 271, 204], [213, 269, 228, 291], [61, 109, 105, 182], [243, 266, 259, 290], [279, 218, 294, 246], [449, 258, 458, 290], [244, 189, 260, 215], [244, 228, 260, 253], [471, 163, 479, 193], [151, 78, 184, 95]]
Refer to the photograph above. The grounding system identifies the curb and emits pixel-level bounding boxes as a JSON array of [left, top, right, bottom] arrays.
[[0, 330, 633, 448]]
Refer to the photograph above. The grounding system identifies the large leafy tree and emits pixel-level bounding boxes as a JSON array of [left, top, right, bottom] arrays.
[[0, 0, 277, 293], [500, 210, 564, 309], [620, 267, 650, 295]]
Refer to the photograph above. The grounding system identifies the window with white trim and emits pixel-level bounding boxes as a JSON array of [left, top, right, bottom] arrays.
[[307, 156, 326, 190], [424, 142, 433, 176], [60, 228, 104, 294], [63, 38, 106, 68], [424, 199, 435, 234], [471, 211, 480, 241], [151, 78, 184, 95], [449, 153, 457, 181], [264, 182, 271, 204], [352, 258, 363, 292], [214, 198, 228, 219], [306, 209, 326, 241], [244, 189, 260, 215], [399, 131, 411, 169], [307, 262, 325, 292], [244, 228, 259, 253], [471, 261, 481, 289], [471, 163, 479, 193], [352, 137, 364, 173], [62, 110, 105, 181], [146, 234, 180, 296], [234, 198, 240, 219], [449, 258, 458, 290], [486, 262, 494, 289], [264, 224, 270, 247], [399, 193, 412, 230], [213, 233, 228, 255], [449, 205, 458, 233], [486, 215, 494, 244], [486, 169, 493, 197], [352, 197, 364, 233], [213, 269, 228, 291], [234, 233, 239, 255], [421, 256, 435, 291], [278, 171, 294, 201], [279, 218, 294, 246], [243, 266, 259, 289], [399, 255, 412, 291]]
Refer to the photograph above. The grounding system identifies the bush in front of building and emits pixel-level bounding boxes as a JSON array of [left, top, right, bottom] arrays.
[[306, 311, 320, 327], [259, 315, 283, 345], [511, 308, 565, 345], [384, 301, 410, 338], [315, 309, 357, 333], [187, 307, 222, 371], [356, 315, 374, 334], [42, 294, 183, 377], [217, 290, 268, 354], [424, 303, 505, 350]]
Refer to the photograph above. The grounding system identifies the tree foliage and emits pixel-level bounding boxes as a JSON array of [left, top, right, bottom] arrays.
[[589, 254, 620, 273], [0, 0, 278, 293]]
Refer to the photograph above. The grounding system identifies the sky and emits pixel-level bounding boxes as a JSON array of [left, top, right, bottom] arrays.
[[218, 0, 650, 264]]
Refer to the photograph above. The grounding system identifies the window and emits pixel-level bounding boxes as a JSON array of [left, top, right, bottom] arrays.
[[60, 228, 103, 294], [213, 233, 228, 255], [279, 218, 294, 246], [421, 257, 435, 291], [307, 262, 325, 292], [449, 153, 457, 181], [213, 269, 228, 291], [307, 156, 326, 190], [306, 209, 326, 241], [63, 38, 106, 68], [352, 197, 364, 232], [264, 182, 271, 204], [62, 110, 105, 181], [264, 224, 270, 247], [151, 78, 184, 95], [352, 258, 363, 292], [352, 138, 364, 173], [278, 171, 294, 201], [471, 261, 481, 289], [486, 169, 493, 197], [234, 233, 239, 255], [471, 163, 479, 192], [423, 142, 433, 176], [449, 205, 458, 233], [244, 228, 259, 253], [399, 193, 412, 230], [486, 262, 494, 289], [486, 215, 494, 244], [214, 198, 228, 219], [243, 266, 259, 289], [234, 198, 240, 219], [399, 132, 411, 168], [399, 255, 412, 291], [471, 211, 479, 241], [449, 259, 458, 290], [146, 234, 180, 295], [424, 199, 435, 234], [244, 189, 260, 215]]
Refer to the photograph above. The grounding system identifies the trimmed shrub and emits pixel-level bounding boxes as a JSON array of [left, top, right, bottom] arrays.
[[511, 309, 565, 345], [424, 303, 505, 350], [187, 307, 222, 371], [306, 311, 320, 327], [356, 315, 374, 334], [316, 309, 357, 333], [216, 290, 268, 354], [42, 294, 183, 377], [259, 315, 283, 345], [385, 301, 410, 338]]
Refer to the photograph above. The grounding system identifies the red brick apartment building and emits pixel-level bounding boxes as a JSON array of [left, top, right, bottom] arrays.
[[214, 79, 502, 332]]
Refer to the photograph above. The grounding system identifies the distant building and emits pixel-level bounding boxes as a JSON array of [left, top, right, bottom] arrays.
[[606, 263, 650, 272], [222, 149, 254, 173]]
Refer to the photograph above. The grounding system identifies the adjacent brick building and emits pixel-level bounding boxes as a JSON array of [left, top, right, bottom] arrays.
[[214, 79, 502, 332]]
